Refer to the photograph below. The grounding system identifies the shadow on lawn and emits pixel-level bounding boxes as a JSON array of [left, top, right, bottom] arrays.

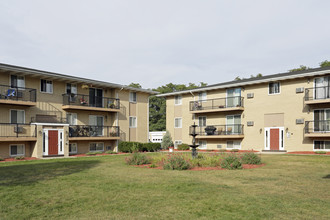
[[323, 174, 330, 179], [0, 159, 100, 186]]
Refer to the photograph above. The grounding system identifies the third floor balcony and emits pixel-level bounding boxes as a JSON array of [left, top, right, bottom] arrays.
[[305, 86, 330, 105], [62, 93, 120, 112], [189, 97, 244, 113], [0, 84, 36, 106], [190, 124, 244, 139]]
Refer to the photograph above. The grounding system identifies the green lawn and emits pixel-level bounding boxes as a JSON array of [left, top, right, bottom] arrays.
[[0, 154, 329, 219]]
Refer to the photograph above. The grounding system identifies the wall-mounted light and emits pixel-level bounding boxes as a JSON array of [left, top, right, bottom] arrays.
[[286, 128, 289, 132], [259, 128, 262, 133]]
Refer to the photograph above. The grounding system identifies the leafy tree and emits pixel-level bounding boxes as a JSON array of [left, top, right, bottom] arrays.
[[128, 83, 142, 88], [288, 65, 309, 72], [234, 74, 262, 81], [235, 76, 241, 81], [320, 60, 330, 68], [161, 130, 173, 149]]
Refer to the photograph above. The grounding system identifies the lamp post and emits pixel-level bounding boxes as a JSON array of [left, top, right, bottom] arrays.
[[189, 122, 199, 159]]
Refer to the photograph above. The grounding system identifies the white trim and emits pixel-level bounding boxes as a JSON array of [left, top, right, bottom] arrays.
[[313, 140, 330, 151], [89, 142, 104, 152], [129, 92, 137, 103], [268, 82, 281, 95], [174, 117, 182, 128], [9, 144, 25, 157], [264, 127, 285, 150], [129, 116, 137, 128], [42, 129, 64, 156], [9, 109, 25, 124]]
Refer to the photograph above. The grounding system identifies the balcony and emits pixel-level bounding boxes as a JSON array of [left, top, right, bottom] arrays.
[[305, 86, 330, 105], [68, 125, 120, 141], [62, 94, 120, 112], [190, 124, 244, 139], [31, 115, 67, 124], [305, 120, 330, 137], [190, 97, 244, 113], [0, 123, 37, 141], [0, 85, 36, 106]]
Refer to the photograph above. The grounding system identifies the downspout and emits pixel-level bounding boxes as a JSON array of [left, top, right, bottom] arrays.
[[147, 96, 150, 142]]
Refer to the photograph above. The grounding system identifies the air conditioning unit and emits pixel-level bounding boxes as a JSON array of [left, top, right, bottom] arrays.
[[247, 121, 254, 126], [247, 93, 254, 98], [217, 144, 222, 149], [296, 119, 304, 124], [296, 87, 304, 93], [14, 126, 23, 133]]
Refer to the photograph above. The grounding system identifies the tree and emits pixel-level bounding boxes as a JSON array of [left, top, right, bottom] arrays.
[[161, 130, 173, 149], [234, 74, 262, 81], [288, 65, 309, 72], [128, 83, 142, 88], [320, 60, 330, 68]]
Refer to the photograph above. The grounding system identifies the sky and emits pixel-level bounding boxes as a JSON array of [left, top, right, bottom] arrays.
[[0, 0, 329, 89]]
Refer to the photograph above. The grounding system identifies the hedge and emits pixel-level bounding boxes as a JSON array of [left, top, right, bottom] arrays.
[[118, 141, 161, 153]]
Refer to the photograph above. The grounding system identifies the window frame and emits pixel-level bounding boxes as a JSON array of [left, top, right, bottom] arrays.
[[174, 140, 182, 149], [174, 95, 182, 105], [198, 140, 207, 149], [129, 92, 137, 103], [67, 113, 78, 125], [198, 116, 207, 127], [198, 92, 207, 101], [89, 142, 104, 152], [313, 140, 330, 151], [69, 143, 78, 154], [10, 74, 25, 89], [226, 141, 241, 150], [129, 116, 137, 128], [10, 109, 25, 124], [174, 117, 182, 128], [268, 82, 281, 95], [40, 79, 53, 94], [9, 144, 25, 157]]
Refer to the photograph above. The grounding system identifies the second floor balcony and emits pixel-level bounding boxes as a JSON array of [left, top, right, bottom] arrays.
[[190, 124, 244, 139], [0, 84, 36, 106], [62, 93, 120, 112], [190, 97, 244, 113], [68, 125, 120, 141], [305, 120, 330, 137], [305, 86, 330, 104], [0, 123, 37, 141]]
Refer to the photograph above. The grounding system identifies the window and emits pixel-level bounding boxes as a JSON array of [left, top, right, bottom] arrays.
[[41, 79, 53, 93], [198, 92, 207, 101], [66, 83, 77, 94], [227, 88, 241, 107], [314, 141, 330, 151], [69, 143, 78, 154], [199, 140, 207, 149], [129, 92, 137, 103], [174, 140, 182, 149], [89, 115, 104, 136], [67, 113, 77, 125], [10, 144, 25, 156], [90, 143, 104, 151], [129, 116, 137, 128], [10, 75, 25, 88], [198, 116, 206, 127], [10, 110, 25, 124], [174, 118, 182, 128], [227, 141, 241, 149], [269, 82, 280, 94], [174, 95, 182, 105], [226, 115, 241, 134]]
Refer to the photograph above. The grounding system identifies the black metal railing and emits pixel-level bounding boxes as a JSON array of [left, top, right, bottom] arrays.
[[305, 120, 330, 133], [0, 123, 37, 138], [0, 84, 36, 102], [69, 125, 120, 138], [305, 86, 330, 101], [31, 115, 67, 124], [62, 93, 120, 109], [189, 124, 244, 136], [189, 97, 244, 111]]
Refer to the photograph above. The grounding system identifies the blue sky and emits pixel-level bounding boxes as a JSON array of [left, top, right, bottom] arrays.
[[0, 0, 329, 89]]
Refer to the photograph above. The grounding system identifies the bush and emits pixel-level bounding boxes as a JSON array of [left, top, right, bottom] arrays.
[[219, 149, 227, 152], [177, 144, 190, 150], [86, 151, 103, 155], [163, 154, 191, 170], [15, 156, 25, 160], [118, 141, 143, 153], [231, 149, 239, 152], [105, 150, 118, 154], [242, 152, 261, 164], [191, 153, 222, 167], [315, 151, 326, 154], [143, 143, 161, 152], [161, 131, 173, 150], [220, 154, 242, 170], [0, 157, 4, 161], [125, 153, 151, 165]]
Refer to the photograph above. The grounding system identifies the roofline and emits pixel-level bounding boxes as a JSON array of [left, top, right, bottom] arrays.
[[0, 63, 158, 95], [156, 67, 330, 97]]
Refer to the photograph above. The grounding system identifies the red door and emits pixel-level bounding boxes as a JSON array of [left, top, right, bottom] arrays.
[[270, 128, 279, 150], [48, 130, 58, 155]]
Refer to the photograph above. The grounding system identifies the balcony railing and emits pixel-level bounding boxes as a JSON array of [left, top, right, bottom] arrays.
[[69, 125, 120, 138], [190, 124, 244, 136], [0, 84, 36, 102], [305, 120, 330, 133], [62, 94, 120, 109], [305, 86, 330, 101], [190, 97, 244, 111], [0, 123, 37, 138], [31, 115, 67, 124]]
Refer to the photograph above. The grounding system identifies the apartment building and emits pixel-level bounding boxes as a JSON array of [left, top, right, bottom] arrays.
[[0, 63, 157, 159], [158, 66, 330, 152]]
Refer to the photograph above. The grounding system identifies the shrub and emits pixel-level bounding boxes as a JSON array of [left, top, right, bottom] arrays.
[[118, 141, 143, 153], [143, 143, 161, 152], [0, 157, 4, 161], [105, 150, 118, 154], [177, 143, 190, 151], [242, 152, 261, 164], [125, 153, 151, 165], [231, 149, 239, 152], [191, 153, 222, 167], [149, 164, 157, 168], [315, 151, 326, 154], [163, 153, 191, 170], [86, 151, 103, 155], [161, 131, 173, 150], [15, 156, 25, 160], [220, 153, 242, 170], [219, 149, 227, 152]]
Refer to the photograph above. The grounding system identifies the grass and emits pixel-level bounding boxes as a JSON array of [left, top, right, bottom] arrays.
[[0, 154, 329, 219]]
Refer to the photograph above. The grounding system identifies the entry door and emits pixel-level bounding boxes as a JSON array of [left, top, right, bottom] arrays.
[[227, 88, 241, 107], [48, 130, 58, 155], [265, 127, 284, 150], [315, 77, 330, 99], [89, 88, 103, 107]]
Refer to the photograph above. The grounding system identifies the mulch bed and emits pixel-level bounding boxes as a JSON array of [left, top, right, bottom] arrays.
[[0, 157, 38, 162], [71, 152, 128, 157], [160, 149, 259, 153], [133, 163, 265, 171], [287, 151, 330, 155]]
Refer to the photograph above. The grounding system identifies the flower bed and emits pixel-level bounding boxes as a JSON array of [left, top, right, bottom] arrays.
[[287, 151, 330, 155], [0, 157, 38, 162], [71, 152, 127, 157]]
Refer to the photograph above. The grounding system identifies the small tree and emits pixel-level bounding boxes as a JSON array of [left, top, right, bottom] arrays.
[[320, 60, 330, 68], [161, 131, 173, 150]]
